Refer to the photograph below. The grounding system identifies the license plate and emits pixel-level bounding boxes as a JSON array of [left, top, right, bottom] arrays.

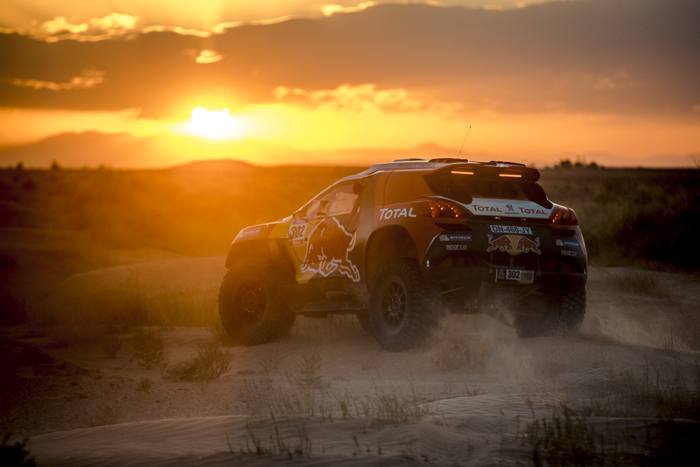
[[496, 269, 534, 284], [490, 225, 533, 235]]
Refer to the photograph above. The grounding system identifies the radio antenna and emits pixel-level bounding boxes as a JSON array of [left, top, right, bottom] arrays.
[[457, 126, 472, 158]]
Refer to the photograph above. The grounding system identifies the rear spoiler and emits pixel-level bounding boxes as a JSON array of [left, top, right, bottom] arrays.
[[432, 161, 540, 183]]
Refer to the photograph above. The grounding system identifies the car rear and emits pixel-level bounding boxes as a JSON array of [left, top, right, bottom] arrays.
[[415, 162, 587, 290]]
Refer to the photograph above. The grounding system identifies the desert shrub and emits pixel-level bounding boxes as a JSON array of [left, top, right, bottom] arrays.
[[130, 327, 167, 369], [166, 340, 231, 389], [0, 435, 35, 467]]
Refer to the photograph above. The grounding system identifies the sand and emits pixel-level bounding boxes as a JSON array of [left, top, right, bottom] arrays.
[[2, 258, 699, 465]]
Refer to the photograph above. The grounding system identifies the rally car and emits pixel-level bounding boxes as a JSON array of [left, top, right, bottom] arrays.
[[219, 159, 587, 351]]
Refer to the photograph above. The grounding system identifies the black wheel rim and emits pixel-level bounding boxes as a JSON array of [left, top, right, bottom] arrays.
[[381, 281, 406, 329], [235, 281, 267, 323]]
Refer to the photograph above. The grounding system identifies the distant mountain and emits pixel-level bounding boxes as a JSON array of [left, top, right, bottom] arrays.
[[0, 131, 312, 169], [0, 131, 460, 169], [1, 131, 692, 169]]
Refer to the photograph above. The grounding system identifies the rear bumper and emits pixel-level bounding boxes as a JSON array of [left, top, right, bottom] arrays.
[[421, 227, 588, 291], [423, 264, 587, 290]]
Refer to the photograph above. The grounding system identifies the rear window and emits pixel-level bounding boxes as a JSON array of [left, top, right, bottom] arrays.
[[424, 172, 551, 208]]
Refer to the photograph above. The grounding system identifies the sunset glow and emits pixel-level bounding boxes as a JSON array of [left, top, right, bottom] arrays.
[[186, 107, 245, 140], [0, 0, 698, 168]]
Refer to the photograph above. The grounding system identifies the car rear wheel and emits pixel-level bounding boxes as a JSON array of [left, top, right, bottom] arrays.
[[218, 258, 295, 345], [369, 259, 439, 351], [514, 286, 586, 338]]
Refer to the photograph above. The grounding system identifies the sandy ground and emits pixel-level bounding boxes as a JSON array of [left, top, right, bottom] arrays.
[[1, 257, 699, 465]]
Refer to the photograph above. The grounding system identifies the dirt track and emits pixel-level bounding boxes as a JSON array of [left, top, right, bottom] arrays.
[[2, 259, 699, 465]]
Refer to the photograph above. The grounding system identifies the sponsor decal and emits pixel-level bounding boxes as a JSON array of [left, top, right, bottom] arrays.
[[379, 206, 417, 220], [561, 250, 578, 257], [490, 225, 532, 235], [439, 234, 472, 242], [301, 217, 360, 282], [487, 234, 541, 256], [446, 244, 468, 251], [517, 207, 547, 216], [556, 239, 580, 248], [470, 203, 548, 217], [288, 218, 307, 247], [471, 205, 504, 213]]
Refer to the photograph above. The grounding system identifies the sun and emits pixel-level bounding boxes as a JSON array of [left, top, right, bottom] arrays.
[[187, 107, 243, 139]]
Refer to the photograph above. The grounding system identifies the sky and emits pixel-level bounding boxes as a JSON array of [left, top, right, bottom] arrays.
[[1, 0, 699, 167]]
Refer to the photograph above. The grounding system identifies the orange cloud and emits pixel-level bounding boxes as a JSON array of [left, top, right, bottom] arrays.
[[34, 13, 139, 41], [12, 69, 104, 91], [195, 50, 223, 64], [274, 84, 459, 115]]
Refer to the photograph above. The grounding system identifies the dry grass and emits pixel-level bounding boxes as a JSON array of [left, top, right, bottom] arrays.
[[240, 352, 430, 427], [539, 168, 700, 271], [522, 350, 700, 465], [165, 339, 232, 389], [130, 327, 167, 370]]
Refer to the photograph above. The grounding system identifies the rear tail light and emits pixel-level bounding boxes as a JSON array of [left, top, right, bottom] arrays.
[[548, 205, 578, 225], [427, 199, 470, 219]]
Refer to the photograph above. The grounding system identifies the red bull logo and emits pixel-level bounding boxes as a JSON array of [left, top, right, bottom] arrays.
[[301, 217, 360, 281], [487, 234, 541, 256]]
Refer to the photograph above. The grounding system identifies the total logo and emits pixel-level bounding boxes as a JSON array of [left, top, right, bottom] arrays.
[[470, 203, 549, 217], [379, 207, 417, 220], [487, 234, 541, 256]]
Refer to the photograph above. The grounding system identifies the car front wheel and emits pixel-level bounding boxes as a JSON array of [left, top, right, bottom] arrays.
[[218, 258, 295, 345]]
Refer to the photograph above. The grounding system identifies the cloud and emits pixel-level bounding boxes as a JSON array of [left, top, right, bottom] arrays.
[[320, 2, 376, 17], [274, 84, 459, 115], [141, 25, 211, 37], [11, 69, 105, 91], [195, 50, 223, 64], [34, 13, 139, 41], [0, 0, 698, 119], [42, 17, 89, 35], [89, 13, 138, 33]]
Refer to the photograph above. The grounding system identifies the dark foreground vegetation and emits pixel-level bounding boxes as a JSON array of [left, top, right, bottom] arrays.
[[2, 160, 697, 264], [539, 167, 700, 271]]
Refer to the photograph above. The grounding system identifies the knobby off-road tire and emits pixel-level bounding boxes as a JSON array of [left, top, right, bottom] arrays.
[[369, 258, 440, 351], [514, 286, 586, 338], [218, 258, 295, 346]]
